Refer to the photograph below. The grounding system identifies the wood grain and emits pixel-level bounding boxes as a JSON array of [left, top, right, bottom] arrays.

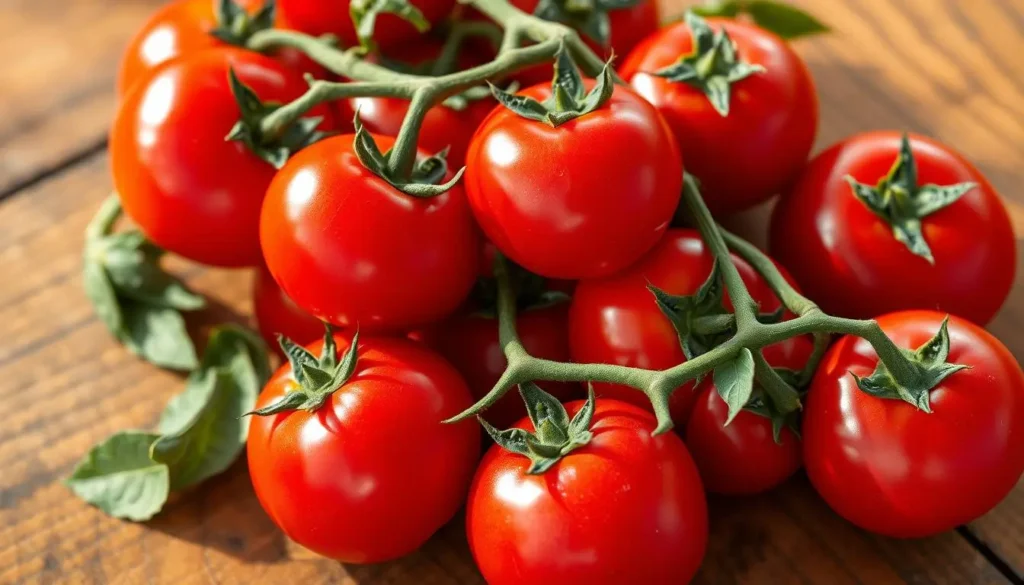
[[1, 0, 1023, 583]]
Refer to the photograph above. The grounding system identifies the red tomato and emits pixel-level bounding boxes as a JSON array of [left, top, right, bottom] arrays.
[[248, 333, 480, 561], [350, 97, 495, 169], [569, 228, 804, 427], [467, 399, 707, 585], [465, 81, 682, 279], [429, 303, 581, 428], [684, 337, 812, 495], [621, 18, 817, 214], [253, 265, 324, 353], [803, 311, 1024, 538], [511, 0, 658, 59], [260, 133, 479, 332], [111, 48, 339, 267], [770, 131, 1015, 325], [117, 0, 327, 97], [277, 0, 455, 49]]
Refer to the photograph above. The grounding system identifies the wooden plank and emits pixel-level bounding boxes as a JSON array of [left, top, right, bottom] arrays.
[[0, 0, 163, 194], [0, 152, 1012, 585]]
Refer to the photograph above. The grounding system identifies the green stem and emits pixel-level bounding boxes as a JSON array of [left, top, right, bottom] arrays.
[[248, 30, 414, 81], [262, 80, 415, 137], [721, 228, 818, 316], [86, 196, 122, 243]]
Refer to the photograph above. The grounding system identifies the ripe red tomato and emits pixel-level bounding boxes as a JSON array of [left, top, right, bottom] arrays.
[[569, 228, 803, 427], [260, 133, 479, 332], [111, 48, 339, 267], [467, 399, 707, 585], [117, 0, 327, 97], [253, 265, 324, 353], [465, 81, 682, 279], [621, 18, 817, 214], [770, 131, 1015, 325], [277, 0, 455, 49], [428, 302, 581, 428], [248, 332, 480, 561], [803, 311, 1024, 538], [684, 337, 812, 495]]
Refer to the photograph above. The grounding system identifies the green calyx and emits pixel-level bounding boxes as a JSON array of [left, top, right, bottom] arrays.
[[210, 0, 276, 46], [532, 0, 642, 48], [471, 259, 570, 318], [83, 196, 206, 371], [490, 44, 614, 127], [846, 134, 976, 264], [481, 383, 596, 474], [248, 327, 361, 416], [652, 12, 765, 116], [350, 0, 431, 51], [353, 112, 466, 197], [226, 69, 331, 168], [852, 316, 968, 412]]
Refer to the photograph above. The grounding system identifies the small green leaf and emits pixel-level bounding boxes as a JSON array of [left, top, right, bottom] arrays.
[[567, 385, 597, 437], [890, 219, 934, 264], [119, 304, 198, 371], [83, 259, 124, 340], [915, 316, 952, 365], [66, 431, 169, 521], [519, 382, 571, 441], [279, 334, 318, 384], [489, 83, 549, 123], [552, 46, 585, 101], [714, 348, 756, 425], [247, 391, 311, 416], [746, 1, 830, 40], [914, 182, 976, 217], [479, 417, 532, 457], [690, 0, 741, 18]]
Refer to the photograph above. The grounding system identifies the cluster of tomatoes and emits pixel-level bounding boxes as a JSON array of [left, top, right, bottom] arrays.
[[106, 0, 1024, 583]]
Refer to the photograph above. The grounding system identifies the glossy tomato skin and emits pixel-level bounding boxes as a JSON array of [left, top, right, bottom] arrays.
[[428, 303, 581, 428], [351, 96, 495, 169], [253, 265, 324, 353], [248, 333, 480, 562], [803, 311, 1024, 538], [277, 0, 455, 50], [569, 228, 803, 428], [685, 335, 812, 495], [770, 131, 1015, 325], [117, 0, 327, 97], [260, 133, 479, 332], [465, 81, 682, 279], [621, 18, 817, 214], [111, 48, 337, 267], [467, 399, 707, 585]]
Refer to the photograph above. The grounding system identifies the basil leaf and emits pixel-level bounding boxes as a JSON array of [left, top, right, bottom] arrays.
[[714, 348, 756, 425], [746, 1, 830, 39], [65, 431, 169, 521], [119, 303, 198, 371]]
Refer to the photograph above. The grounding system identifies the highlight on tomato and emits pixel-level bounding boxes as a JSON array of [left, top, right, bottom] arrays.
[[621, 12, 817, 214], [770, 131, 1016, 325], [466, 385, 708, 585], [803, 311, 1024, 538], [465, 47, 682, 279], [247, 329, 481, 562]]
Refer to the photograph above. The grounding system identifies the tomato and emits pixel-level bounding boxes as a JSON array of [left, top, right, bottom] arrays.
[[512, 0, 657, 59], [117, 0, 327, 97], [465, 80, 682, 279], [770, 131, 1015, 326], [277, 0, 455, 50], [248, 332, 479, 561], [684, 337, 812, 495], [803, 311, 1024, 538], [569, 228, 804, 428], [428, 302, 581, 428], [467, 398, 706, 585], [260, 133, 479, 332], [621, 17, 817, 214], [253, 265, 324, 353], [111, 48, 339, 267]]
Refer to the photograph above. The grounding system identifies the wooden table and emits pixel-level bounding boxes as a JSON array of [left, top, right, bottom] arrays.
[[2, 0, 1023, 583]]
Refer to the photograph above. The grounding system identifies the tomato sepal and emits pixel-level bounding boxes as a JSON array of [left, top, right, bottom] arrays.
[[248, 327, 360, 415], [651, 12, 764, 116], [850, 316, 969, 412], [490, 45, 613, 127], [480, 384, 596, 474], [532, 0, 643, 48], [350, 0, 430, 51], [209, 0, 276, 46], [846, 134, 977, 264], [225, 69, 332, 169], [352, 115, 467, 197]]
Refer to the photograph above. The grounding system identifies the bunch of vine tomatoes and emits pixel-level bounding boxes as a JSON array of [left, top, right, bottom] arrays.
[[103, 0, 1023, 583]]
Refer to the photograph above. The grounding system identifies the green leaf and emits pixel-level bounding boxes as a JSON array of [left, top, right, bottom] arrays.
[[746, 1, 830, 40], [489, 83, 549, 123], [151, 369, 256, 490], [119, 303, 198, 371], [914, 182, 976, 217], [691, 0, 741, 18], [714, 348, 756, 425], [83, 258, 124, 340], [65, 431, 169, 521], [479, 417, 532, 457], [519, 382, 571, 443]]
